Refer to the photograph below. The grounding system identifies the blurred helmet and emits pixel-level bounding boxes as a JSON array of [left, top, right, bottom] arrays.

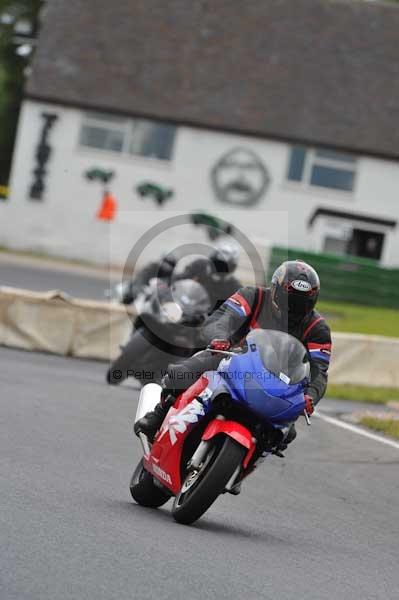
[[210, 242, 239, 275], [270, 260, 320, 325], [158, 252, 178, 278], [172, 255, 213, 285]]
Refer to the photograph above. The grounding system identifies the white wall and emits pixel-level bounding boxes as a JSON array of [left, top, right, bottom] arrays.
[[2, 99, 399, 268]]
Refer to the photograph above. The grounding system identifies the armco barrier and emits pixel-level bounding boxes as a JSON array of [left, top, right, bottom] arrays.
[[0, 286, 398, 388], [0, 287, 134, 360]]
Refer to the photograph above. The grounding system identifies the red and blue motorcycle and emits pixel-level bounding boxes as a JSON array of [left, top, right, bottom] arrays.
[[130, 329, 311, 525]]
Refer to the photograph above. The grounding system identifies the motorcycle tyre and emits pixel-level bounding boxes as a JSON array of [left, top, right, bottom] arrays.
[[172, 436, 246, 525], [130, 459, 170, 508]]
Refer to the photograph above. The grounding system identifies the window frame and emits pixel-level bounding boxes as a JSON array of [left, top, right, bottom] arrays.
[[286, 146, 357, 194], [78, 111, 176, 163]]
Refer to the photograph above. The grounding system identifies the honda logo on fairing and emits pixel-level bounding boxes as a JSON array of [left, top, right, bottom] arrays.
[[152, 464, 172, 484], [291, 280, 312, 292], [167, 399, 206, 445]]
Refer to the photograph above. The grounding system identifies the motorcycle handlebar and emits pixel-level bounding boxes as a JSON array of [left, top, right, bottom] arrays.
[[204, 348, 237, 356], [205, 346, 312, 426]]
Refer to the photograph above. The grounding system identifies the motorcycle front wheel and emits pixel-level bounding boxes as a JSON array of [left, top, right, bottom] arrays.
[[172, 436, 246, 525], [130, 459, 170, 508]]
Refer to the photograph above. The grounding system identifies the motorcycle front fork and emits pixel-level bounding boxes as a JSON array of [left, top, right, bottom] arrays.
[[187, 438, 243, 493], [138, 432, 151, 457], [186, 416, 258, 493]]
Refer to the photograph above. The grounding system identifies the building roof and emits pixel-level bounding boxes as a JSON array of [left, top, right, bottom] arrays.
[[27, 0, 399, 159]]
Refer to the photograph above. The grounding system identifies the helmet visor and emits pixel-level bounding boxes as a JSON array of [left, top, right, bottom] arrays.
[[275, 287, 313, 319]]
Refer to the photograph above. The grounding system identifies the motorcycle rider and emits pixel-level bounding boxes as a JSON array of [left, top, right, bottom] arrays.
[[173, 242, 242, 313], [108, 246, 241, 386], [121, 251, 178, 305], [209, 242, 242, 311], [135, 260, 332, 452]]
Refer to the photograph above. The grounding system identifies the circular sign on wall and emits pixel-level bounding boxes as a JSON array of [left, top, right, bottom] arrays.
[[210, 147, 271, 207]]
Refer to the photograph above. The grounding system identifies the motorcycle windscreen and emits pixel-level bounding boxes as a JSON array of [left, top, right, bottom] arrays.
[[169, 279, 211, 319], [222, 329, 310, 422], [247, 329, 310, 385]]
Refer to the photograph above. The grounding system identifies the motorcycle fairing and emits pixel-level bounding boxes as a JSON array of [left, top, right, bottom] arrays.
[[218, 350, 305, 424], [202, 419, 256, 469], [142, 334, 307, 493], [143, 375, 212, 494]]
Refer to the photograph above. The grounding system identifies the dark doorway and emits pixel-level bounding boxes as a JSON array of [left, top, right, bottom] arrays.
[[347, 229, 384, 261]]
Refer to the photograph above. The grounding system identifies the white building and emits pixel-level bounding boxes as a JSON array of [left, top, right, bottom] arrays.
[[1, 0, 399, 267]]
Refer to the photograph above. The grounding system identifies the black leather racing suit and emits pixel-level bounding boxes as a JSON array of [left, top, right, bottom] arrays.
[[125, 263, 241, 314], [122, 261, 172, 305], [201, 274, 242, 313], [165, 286, 332, 405]]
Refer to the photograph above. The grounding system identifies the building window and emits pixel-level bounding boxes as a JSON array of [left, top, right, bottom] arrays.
[[79, 112, 176, 161], [287, 146, 356, 192], [128, 120, 176, 161]]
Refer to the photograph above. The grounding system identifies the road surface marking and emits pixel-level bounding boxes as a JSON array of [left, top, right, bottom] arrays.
[[316, 411, 399, 451]]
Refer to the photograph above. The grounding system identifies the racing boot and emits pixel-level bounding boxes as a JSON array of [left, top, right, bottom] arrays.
[[228, 480, 242, 496], [134, 394, 175, 442], [273, 423, 297, 457]]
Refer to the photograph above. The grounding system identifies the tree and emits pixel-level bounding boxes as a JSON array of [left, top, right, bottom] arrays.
[[0, 0, 43, 184]]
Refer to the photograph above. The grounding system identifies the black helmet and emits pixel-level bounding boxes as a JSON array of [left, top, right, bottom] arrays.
[[271, 260, 320, 325], [210, 242, 239, 275], [158, 252, 178, 278], [172, 255, 213, 285]]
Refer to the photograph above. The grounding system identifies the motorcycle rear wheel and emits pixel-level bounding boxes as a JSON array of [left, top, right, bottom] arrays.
[[130, 459, 170, 508], [172, 436, 246, 525]]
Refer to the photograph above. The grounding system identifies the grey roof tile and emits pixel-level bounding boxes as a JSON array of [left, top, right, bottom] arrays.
[[27, 0, 399, 158]]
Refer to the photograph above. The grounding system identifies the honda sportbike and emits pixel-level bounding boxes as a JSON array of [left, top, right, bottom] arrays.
[[130, 329, 311, 525]]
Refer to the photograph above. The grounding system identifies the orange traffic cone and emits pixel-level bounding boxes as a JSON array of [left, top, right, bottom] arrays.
[[97, 191, 117, 221]]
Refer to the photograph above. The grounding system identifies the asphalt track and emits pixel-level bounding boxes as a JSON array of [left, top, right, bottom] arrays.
[[0, 257, 111, 299], [1, 347, 399, 600]]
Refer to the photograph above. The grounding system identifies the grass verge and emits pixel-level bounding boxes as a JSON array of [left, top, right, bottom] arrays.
[[318, 300, 399, 338], [326, 384, 399, 405], [360, 417, 399, 440]]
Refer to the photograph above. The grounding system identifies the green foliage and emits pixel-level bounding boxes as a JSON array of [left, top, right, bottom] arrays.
[[0, 61, 6, 111], [0, 0, 43, 183]]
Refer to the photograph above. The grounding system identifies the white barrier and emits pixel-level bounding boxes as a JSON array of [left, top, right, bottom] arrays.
[[329, 331, 399, 388], [0, 286, 398, 387], [0, 287, 133, 360]]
